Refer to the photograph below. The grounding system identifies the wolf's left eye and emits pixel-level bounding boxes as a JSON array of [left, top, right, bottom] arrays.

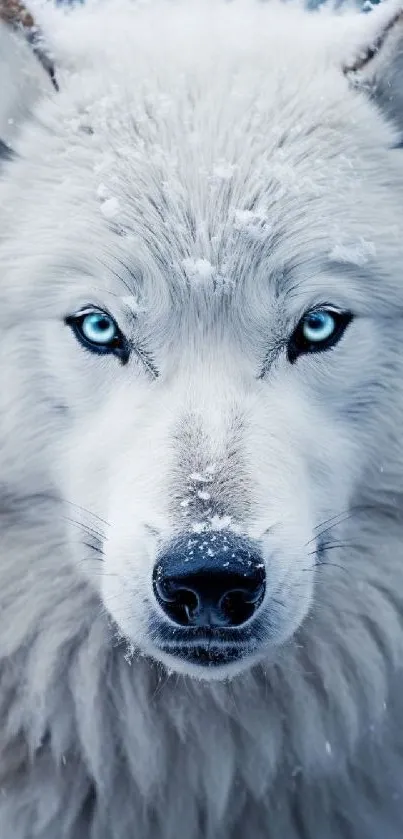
[[66, 309, 129, 362], [288, 308, 353, 363]]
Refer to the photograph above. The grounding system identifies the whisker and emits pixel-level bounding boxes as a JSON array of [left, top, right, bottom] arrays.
[[150, 670, 171, 703], [311, 500, 396, 548], [63, 516, 106, 542], [313, 509, 352, 533], [313, 561, 351, 577], [81, 542, 104, 559], [308, 542, 360, 557], [63, 500, 111, 529], [309, 502, 386, 549], [307, 513, 354, 547]]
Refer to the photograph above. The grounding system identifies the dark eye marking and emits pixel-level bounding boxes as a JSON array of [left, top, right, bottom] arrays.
[[65, 309, 129, 364], [287, 307, 353, 364]]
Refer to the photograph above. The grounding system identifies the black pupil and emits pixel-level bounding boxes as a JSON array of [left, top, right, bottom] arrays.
[[97, 317, 111, 331], [307, 313, 325, 329]]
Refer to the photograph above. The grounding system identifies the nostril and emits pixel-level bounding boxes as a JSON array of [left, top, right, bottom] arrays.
[[219, 582, 265, 627], [170, 587, 199, 623], [154, 577, 200, 626]]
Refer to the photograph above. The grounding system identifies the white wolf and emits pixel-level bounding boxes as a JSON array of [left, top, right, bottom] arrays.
[[1, 0, 403, 835]]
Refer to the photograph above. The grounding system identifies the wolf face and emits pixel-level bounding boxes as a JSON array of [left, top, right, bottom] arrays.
[[1, 0, 403, 680]]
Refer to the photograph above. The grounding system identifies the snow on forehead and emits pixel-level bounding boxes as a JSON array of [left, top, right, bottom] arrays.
[[50, 0, 338, 96], [48, 0, 359, 203], [52, 3, 346, 188], [35, 0, 379, 289]]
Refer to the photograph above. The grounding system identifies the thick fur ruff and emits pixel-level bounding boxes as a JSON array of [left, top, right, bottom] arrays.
[[1, 1, 403, 837]]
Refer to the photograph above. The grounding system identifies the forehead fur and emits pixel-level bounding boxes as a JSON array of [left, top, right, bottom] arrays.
[[1, 0, 403, 311]]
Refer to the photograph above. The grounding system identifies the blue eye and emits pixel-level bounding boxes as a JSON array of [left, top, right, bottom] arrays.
[[302, 310, 336, 343], [66, 308, 129, 362], [81, 312, 117, 345], [288, 307, 353, 363]]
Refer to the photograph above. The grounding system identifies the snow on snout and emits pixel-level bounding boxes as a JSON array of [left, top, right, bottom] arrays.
[[177, 466, 243, 542]]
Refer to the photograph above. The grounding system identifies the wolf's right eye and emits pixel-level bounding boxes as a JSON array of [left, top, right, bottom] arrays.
[[65, 309, 129, 363], [287, 307, 353, 364]]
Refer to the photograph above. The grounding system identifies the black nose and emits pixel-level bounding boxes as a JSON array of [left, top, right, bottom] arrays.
[[153, 531, 266, 628]]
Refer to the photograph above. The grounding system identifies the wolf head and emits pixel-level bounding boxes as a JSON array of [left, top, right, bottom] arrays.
[[1, 0, 403, 680]]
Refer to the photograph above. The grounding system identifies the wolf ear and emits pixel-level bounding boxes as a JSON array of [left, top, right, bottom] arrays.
[[343, 0, 403, 136], [0, 0, 57, 159]]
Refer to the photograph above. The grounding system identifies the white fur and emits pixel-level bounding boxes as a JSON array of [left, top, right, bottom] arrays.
[[1, 0, 403, 836]]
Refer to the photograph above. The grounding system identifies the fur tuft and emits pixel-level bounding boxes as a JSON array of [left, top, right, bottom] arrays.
[[1, 1, 403, 836]]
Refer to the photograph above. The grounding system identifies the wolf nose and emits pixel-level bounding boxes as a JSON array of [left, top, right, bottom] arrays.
[[152, 532, 266, 628]]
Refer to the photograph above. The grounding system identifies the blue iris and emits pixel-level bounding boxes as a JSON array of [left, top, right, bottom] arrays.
[[66, 307, 129, 360], [81, 312, 117, 346], [287, 306, 352, 363], [302, 310, 336, 344]]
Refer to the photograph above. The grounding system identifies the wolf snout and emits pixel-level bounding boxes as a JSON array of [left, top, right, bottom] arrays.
[[152, 532, 266, 629]]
